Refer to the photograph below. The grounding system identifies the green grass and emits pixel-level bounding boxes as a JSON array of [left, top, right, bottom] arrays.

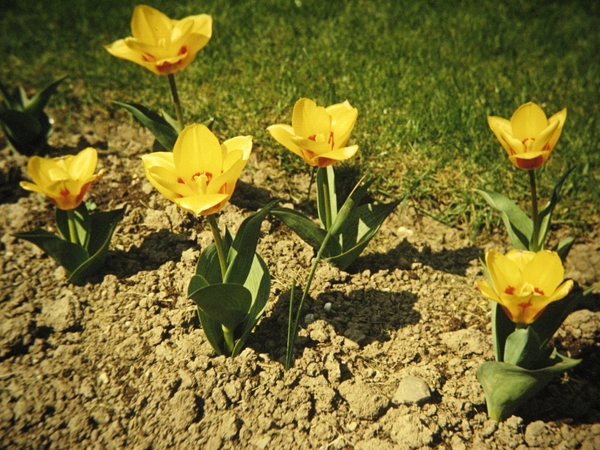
[[2, 0, 600, 238]]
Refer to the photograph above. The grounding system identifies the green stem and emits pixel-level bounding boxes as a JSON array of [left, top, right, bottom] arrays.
[[167, 73, 184, 132], [206, 214, 234, 355], [207, 214, 227, 280], [285, 230, 333, 370], [66, 209, 79, 245], [318, 167, 334, 230], [305, 166, 317, 204], [528, 169, 540, 251]]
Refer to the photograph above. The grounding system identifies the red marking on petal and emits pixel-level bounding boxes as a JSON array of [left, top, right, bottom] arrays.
[[177, 177, 185, 184], [532, 307, 546, 322], [308, 135, 317, 141], [504, 286, 515, 295], [328, 131, 335, 150], [500, 305, 514, 321], [516, 155, 544, 170], [178, 45, 187, 55], [60, 188, 70, 197], [534, 287, 545, 295]]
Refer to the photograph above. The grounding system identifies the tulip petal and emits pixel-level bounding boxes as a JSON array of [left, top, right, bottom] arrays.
[[174, 124, 223, 190], [131, 5, 173, 44], [486, 250, 523, 295], [315, 145, 359, 165], [176, 193, 229, 216], [267, 124, 306, 158], [487, 116, 514, 156], [545, 108, 567, 152], [522, 251, 564, 295], [68, 147, 98, 180], [331, 107, 358, 148], [292, 98, 331, 138], [510, 102, 548, 141], [477, 280, 501, 303], [531, 120, 559, 154], [547, 279, 574, 303]]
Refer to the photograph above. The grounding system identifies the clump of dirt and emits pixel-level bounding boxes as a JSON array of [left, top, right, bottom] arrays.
[[1, 117, 599, 449]]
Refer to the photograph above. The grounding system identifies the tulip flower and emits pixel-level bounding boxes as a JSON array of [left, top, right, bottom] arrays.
[[477, 249, 573, 325], [104, 5, 212, 76], [142, 123, 252, 216], [267, 98, 358, 167], [487, 102, 566, 170], [20, 147, 103, 210]]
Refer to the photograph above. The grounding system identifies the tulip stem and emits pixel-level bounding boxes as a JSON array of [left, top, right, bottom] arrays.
[[66, 209, 80, 246], [305, 166, 317, 205], [207, 213, 235, 355], [528, 170, 540, 251], [285, 227, 333, 370], [167, 73, 184, 132], [207, 214, 227, 280]]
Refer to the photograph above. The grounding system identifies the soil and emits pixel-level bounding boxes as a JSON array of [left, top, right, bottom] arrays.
[[1, 115, 600, 449]]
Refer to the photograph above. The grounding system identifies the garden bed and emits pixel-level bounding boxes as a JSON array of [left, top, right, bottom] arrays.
[[1, 118, 599, 449]]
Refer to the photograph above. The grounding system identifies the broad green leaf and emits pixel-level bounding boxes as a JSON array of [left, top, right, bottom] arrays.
[[329, 175, 372, 237], [536, 166, 576, 250], [225, 200, 279, 285], [270, 207, 342, 256], [188, 282, 252, 333], [530, 283, 591, 349], [316, 166, 338, 230], [475, 189, 532, 250], [161, 109, 180, 134], [0, 109, 47, 154], [12, 228, 89, 273], [113, 101, 178, 151], [231, 253, 271, 357], [187, 275, 224, 355], [477, 352, 580, 421], [503, 328, 548, 370], [328, 200, 399, 270], [491, 301, 515, 362], [67, 207, 126, 285], [55, 203, 91, 248], [24, 76, 66, 113], [554, 237, 575, 262]]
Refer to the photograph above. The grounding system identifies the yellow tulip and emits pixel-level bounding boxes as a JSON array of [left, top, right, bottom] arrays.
[[20, 147, 103, 210], [105, 5, 212, 75], [267, 98, 359, 167], [142, 124, 252, 216], [487, 102, 566, 170], [476, 249, 573, 325]]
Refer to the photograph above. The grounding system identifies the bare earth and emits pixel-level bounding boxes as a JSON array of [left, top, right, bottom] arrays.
[[1, 116, 599, 449]]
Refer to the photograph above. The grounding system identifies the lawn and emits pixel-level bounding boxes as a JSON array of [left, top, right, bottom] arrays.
[[2, 0, 599, 237]]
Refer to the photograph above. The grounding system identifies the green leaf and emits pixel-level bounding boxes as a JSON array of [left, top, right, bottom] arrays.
[[24, 76, 66, 113], [327, 200, 399, 270], [475, 189, 532, 250], [270, 207, 342, 256], [503, 327, 549, 370], [537, 166, 576, 250], [12, 228, 89, 273], [188, 282, 252, 333], [316, 166, 338, 230], [491, 301, 515, 362], [530, 283, 587, 349], [67, 206, 126, 285], [224, 200, 279, 285], [329, 175, 372, 237], [477, 353, 581, 421], [113, 101, 178, 151], [187, 275, 224, 355], [554, 237, 575, 262], [231, 253, 271, 357], [160, 109, 180, 134], [55, 203, 91, 247], [0, 109, 47, 155]]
